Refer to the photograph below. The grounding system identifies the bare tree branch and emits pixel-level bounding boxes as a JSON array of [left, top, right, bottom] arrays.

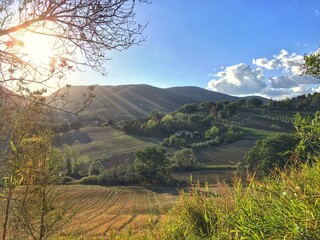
[[0, 0, 148, 113]]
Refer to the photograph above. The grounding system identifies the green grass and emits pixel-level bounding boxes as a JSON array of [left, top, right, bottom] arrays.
[[241, 126, 280, 138], [68, 126, 160, 162]]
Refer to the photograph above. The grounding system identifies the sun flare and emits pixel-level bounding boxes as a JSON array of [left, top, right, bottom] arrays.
[[21, 33, 56, 63]]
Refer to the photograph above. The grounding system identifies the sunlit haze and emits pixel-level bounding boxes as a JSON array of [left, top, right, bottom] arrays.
[[22, 33, 55, 64]]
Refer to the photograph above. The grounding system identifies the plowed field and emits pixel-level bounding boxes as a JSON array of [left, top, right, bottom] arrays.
[[57, 185, 178, 239]]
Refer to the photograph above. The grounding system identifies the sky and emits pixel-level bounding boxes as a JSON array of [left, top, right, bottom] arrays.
[[70, 0, 320, 99]]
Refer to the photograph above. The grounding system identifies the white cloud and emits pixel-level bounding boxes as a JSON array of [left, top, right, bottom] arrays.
[[275, 49, 288, 60], [315, 9, 320, 16], [207, 63, 266, 95], [253, 58, 279, 70], [208, 49, 320, 99]]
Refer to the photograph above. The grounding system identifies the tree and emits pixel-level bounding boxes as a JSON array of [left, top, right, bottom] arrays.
[[302, 49, 320, 79], [1, 127, 71, 240], [237, 99, 246, 107], [247, 98, 263, 108], [218, 110, 227, 119], [293, 112, 320, 163], [225, 102, 238, 116], [205, 126, 219, 140], [199, 101, 215, 113], [1, 1, 148, 238], [172, 148, 197, 170], [177, 103, 198, 114], [89, 160, 105, 176], [134, 146, 171, 184], [188, 114, 204, 129], [245, 133, 296, 174], [63, 146, 90, 178], [0, 0, 149, 112]]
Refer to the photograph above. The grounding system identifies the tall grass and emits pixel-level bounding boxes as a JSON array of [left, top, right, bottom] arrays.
[[124, 161, 320, 239]]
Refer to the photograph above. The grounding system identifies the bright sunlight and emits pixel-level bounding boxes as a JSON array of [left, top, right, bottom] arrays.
[[21, 33, 56, 63]]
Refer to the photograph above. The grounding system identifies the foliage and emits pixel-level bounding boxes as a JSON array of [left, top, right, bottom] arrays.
[[134, 161, 320, 239], [78, 163, 139, 185], [102, 164, 139, 185], [246, 112, 320, 174], [0, 0, 148, 112], [176, 103, 198, 114], [189, 139, 218, 149], [223, 125, 244, 144], [245, 133, 296, 173], [88, 160, 105, 176], [171, 148, 198, 170], [272, 92, 320, 111], [302, 48, 320, 79], [293, 111, 320, 162], [63, 147, 90, 178], [247, 98, 264, 108], [0, 0, 148, 238], [205, 126, 219, 140], [134, 146, 171, 184], [163, 183, 218, 239], [1, 130, 72, 240]]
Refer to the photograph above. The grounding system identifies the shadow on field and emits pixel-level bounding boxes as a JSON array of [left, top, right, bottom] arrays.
[[54, 130, 92, 146]]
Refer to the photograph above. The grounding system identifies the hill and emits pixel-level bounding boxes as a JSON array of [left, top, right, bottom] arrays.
[[49, 84, 268, 120]]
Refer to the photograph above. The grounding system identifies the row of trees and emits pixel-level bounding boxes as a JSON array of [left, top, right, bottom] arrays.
[[271, 92, 320, 111], [80, 146, 198, 185]]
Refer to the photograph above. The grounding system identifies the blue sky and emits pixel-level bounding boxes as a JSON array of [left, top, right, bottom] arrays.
[[71, 0, 320, 99]]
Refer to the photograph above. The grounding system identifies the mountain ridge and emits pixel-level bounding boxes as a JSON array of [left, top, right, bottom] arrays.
[[49, 84, 268, 120]]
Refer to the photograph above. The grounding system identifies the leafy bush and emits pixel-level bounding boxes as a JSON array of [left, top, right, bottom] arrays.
[[58, 176, 75, 185], [88, 160, 105, 176], [171, 148, 198, 171], [78, 175, 102, 185], [102, 164, 139, 185], [245, 133, 296, 174], [189, 140, 217, 149]]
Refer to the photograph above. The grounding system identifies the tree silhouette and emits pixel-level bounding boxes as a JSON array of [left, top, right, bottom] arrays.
[[0, 0, 149, 112]]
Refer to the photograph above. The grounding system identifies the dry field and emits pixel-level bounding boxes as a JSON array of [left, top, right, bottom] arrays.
[[56, 185, 178, 239], [195, 139, 256, 166]]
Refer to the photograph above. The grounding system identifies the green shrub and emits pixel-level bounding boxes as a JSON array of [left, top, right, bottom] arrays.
[[58, 176, 74, 185], [78, 175, 102, 185]]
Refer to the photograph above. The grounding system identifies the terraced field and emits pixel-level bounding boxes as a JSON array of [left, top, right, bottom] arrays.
[[57, 185, 178, 239]]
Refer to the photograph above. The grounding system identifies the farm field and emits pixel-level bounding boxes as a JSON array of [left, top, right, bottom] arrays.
[[195, 139, 256, 166], [54, 185, 178, 239], [66, 126, 160, 164]]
